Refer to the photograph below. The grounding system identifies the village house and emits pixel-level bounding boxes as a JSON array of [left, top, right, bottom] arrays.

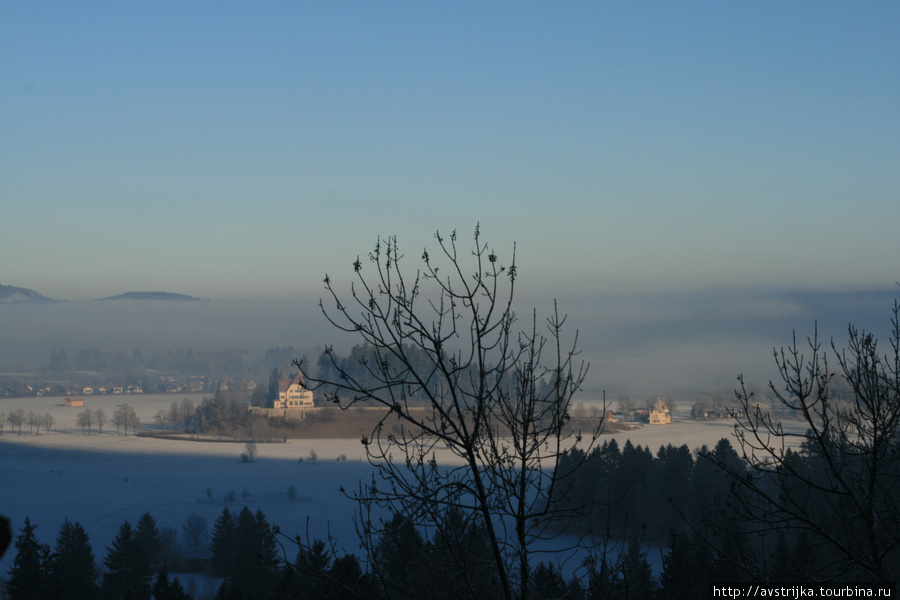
[[273, 373, 314, 409], [649, 408, 671, 425], [65, 396, 85, 407], [648, 398, 671, 425]]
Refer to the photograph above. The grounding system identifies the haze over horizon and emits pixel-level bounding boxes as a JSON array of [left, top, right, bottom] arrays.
[[2, 2, 898, 395]]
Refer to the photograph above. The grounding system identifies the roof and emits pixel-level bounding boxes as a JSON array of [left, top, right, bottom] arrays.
[[278, 372, 307, 393]]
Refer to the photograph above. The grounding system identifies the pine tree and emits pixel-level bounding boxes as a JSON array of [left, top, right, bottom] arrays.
[[616, 541, 658, 600], [428, 509, 500, 600], [528, 563, 569, 600], [152, 569, 191, 600], [210, 507, 237, 578], [5, 517, 51, 600], [48, 519, 99, 600], [373, 513, 427, 600], [102, 520, 152, 600], [231, 507, 278, 598], [658, 532, 710, 600], [134, 512, 162, 570]]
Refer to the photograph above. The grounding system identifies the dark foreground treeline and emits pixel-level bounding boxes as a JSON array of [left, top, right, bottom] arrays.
[[551, 437, 744, 544], [552, 432, 900, 587], [2, 505, 675, 600], [5, 437, 898, 600]]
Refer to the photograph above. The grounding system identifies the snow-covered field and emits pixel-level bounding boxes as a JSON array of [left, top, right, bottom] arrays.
[[0, 393, 767, 583]]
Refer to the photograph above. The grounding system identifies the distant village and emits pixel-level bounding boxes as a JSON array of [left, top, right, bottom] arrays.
[[0, 369, 753, 427], [0, 374, 213, 399]]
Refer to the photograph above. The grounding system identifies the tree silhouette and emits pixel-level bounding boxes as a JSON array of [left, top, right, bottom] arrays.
[[299, 227, 603, 600], [102, 520, 152, 600], [707, 299, 900, 581], [47, 519, 99, 600], [210, 507, 237, 578], [5, 517, 50, 600]]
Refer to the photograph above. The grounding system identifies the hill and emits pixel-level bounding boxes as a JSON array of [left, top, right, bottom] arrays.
[[95, 291, 205, 302], [0, 284, 61, 305]]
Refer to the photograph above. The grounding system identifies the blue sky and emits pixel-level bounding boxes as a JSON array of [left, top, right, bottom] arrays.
[[2, 1, 898, 303]]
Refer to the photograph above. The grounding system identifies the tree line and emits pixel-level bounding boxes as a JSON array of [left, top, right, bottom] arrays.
[[0, 409, 54, 435], [1, 505, 686, 600]]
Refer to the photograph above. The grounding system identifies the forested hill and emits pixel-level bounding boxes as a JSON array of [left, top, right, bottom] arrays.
[[0, 284, 61, 304], [95, 291, 204, 302]]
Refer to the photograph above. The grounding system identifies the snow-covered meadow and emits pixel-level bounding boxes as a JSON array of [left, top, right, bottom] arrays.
[[0, 393, 755, 583]]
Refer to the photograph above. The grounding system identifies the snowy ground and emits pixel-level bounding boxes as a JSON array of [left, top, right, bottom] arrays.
[[0, 393, 782, 586]]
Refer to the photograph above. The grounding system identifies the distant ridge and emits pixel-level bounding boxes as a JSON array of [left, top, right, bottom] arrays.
[[95, 291, 205, 302], [0, 284, 61, 305]]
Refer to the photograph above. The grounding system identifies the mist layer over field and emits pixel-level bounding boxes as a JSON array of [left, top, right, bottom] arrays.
[[1, 287, 895, 397]]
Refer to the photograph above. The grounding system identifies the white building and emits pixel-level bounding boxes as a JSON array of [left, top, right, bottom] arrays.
[[274, 373, 314, 409]]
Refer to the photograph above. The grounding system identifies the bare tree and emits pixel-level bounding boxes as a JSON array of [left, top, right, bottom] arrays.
[[168, 400, 180, 430], [0, 412, 5, 435], [299, 227, 601, 600], [243, 440, 257, 462], [41, 413, 54, 435], [114, 404, 139, 435], [26, 411, 39, 435], [180, 398, 195, 431], [94, 408, 107, 434], [11, 409, 25, 434], [180, 513, 209, 553], [113, 406, 126, 434], [124, 404, 141, 434], [77, 409, 93, 435], [617, 393, 634, 420], [707, 300, 900, 582]]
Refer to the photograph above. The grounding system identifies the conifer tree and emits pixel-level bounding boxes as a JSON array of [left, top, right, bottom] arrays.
[[230, 507, 278, 598], [134, 512, 162, 570], [210, 507, 237, 578], [616, 541, 658, 600], [5, 517, 50, 600], [152, 569, 191, 600], [372, 513, 427, 600], [48, 519, 99, 600], [102, 520, 152, 600]]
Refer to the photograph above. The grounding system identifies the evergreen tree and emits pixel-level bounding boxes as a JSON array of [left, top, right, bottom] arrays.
[[658, 532, 711, 600], [231, 507, 278, 598], [267, 367, 281, 408], [429, 509, 500, 600], [328, 553, 379, 600], [134, 512, 162, 570], [528, 563, 570, 600], [281, 540, 325, 600], [48, 519, 99, 600], [102, 520, 152, 600], [373, 513, 427, 600], [210, 507, 237, 578], [5, 517, 51, 600], [616, 541, 658, 600], [152, 569, 191, 600]]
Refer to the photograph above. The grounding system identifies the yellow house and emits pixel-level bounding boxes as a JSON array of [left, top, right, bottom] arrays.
[[274, 373, 314, 409], [649, 408, 671, 425], [65, 396, 85, 407]]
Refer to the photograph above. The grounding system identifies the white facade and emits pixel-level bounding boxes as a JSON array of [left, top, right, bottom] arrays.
[[274, 373, 314, 409]]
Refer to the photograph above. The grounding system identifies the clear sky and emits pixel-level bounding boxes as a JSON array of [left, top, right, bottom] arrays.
[[2, 1, 898, 303]]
